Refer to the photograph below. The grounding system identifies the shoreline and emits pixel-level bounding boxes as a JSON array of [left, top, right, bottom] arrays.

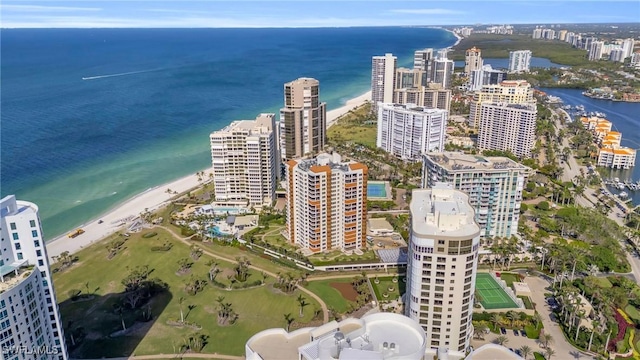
[[45, 90, 372, 261]]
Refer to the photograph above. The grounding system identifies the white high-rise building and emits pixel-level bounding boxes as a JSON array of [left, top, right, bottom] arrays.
[[285, 153, 367, 254], [371, 53, 397, 112], [588, 41, 604, 61], [610, 48, 625, 62], [508, 50, 532, 73], [422, 152, 530, 238], [469, 80, 535, 129], [532, 28, 543, 39], [210, 114, 278, 208], [477, 102, 537, 159], [622, 38, 635, 59], [279, 78, 327, 160], [414, 48, 434, 71], [377, 103, 447, 160], [468, 65, 508, 92], [430, 50, 454, 89], [631, 52, 640, 68], [405, 183, 480, 356], [0, 195, 68, 359]]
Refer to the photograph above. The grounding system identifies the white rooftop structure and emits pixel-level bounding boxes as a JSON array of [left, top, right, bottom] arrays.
[[410, 183, 479, 239], [246, 313, 427, 360]]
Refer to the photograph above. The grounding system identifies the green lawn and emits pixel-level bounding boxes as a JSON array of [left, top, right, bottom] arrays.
[[594, 277, 613, 288], [625, 305, 640, 321], [327, 102, 377, 149], [53, 229, 320, 357], [534, 352, 546, 360], [328, 124, 377, 148], [308, 249, 379, 266], [498, 273, 520, 287], [305, 278, 353, 313], [370, 276, 405, 302], [525, 322, 543, 339], [518, 295, 534, 310]]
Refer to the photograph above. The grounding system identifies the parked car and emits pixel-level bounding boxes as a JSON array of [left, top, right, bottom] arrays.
[[520, 329, 527, 337], [513, 329, 519, 336], [500, 327, 507, 335]]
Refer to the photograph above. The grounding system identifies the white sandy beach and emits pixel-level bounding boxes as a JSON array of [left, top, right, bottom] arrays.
[[46, 91, 372, 261]]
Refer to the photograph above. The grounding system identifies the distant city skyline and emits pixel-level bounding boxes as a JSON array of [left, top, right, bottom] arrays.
[[1, 1, 638, 28]]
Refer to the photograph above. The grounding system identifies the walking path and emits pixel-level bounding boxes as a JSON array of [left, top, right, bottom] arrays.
[[156, 225, 329, 323], [74, 354, 243, 360], [525, 276, 597, 360]]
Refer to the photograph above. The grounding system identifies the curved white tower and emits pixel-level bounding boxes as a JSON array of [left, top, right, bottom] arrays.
[[1, 195, 68, 359], [405, 184, 480, 357]]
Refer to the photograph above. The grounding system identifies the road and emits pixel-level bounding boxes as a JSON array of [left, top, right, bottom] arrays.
[[553, 108, 640, 282], [525, 276, 597, 360]]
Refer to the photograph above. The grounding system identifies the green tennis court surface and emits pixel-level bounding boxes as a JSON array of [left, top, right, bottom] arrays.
[[476, 273, 518, 309]]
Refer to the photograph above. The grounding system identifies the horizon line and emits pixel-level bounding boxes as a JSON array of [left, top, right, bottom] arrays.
[[2, 21, 639, 30]]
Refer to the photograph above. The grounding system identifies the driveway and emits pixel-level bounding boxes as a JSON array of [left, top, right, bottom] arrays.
[[525, 276, 597, 360]]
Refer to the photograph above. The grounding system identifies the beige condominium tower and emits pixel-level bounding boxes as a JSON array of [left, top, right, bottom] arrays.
[[468, 80, 535, 129], [405, 183, 480, 357], [210, 114, 278, 208], [464, 46, 483, 75], [279, 77, 327, 161], [285, 153, 367, 254]]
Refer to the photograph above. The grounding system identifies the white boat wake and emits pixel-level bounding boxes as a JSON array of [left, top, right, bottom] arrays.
[[81, 68, 160, 80]]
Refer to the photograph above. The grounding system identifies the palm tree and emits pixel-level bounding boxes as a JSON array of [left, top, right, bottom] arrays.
[[474, 323, 488, 340], [284, 313, 294, 331], [179, 297, 185, 323], [542, 333, 553, 349], [495, 335, 509, 346], [588, 320, 600, 352], [490, 313, 502, 330], [505, 311, 518, 328], [297, 294, 308, 317], [544, 347, 556, 359], [520, 345, 532, 360]]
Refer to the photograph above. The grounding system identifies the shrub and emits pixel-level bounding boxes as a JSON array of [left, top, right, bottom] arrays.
[[143, 232, 158, 238], [68, 289, 82, 301], [537, 201, 550, 211]]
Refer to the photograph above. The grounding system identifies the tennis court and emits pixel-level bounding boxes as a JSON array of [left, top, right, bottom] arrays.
[[475, 272, 519, 310], [367, 181, 388, 198]]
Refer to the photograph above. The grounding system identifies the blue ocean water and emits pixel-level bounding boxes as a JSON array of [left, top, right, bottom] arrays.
[[1, 27, 456, 239], [541, 88, 640, 205]]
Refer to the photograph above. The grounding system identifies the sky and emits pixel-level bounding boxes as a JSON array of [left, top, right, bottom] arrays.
[[1, 1, 638, 28]]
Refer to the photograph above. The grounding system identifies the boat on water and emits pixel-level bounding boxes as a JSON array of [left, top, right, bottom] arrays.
[[619, 191, 629, 199]]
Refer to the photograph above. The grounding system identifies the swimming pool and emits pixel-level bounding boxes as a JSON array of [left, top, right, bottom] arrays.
[[209, 225, 231, 236], [212, 207, 246, 215], [368, 182, 387, 198]]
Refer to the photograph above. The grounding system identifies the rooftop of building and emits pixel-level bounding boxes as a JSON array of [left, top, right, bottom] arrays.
[[212, 114, 275, 135], [246, 313, 426, 360], [599, 146, 636, 155], [293, 153, 366, 174], [498, 79, 530, 87], [424, 151, 530, 172], [1, 195, 38, 218], [410, 183, 480, 239], [481, 102, 537, 111], [467, 343, 523, 359], [0, 264, 34, 293], [285, 77, 319, 86], [379, 103, 448, 115], [368, 218, 394, 232]]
